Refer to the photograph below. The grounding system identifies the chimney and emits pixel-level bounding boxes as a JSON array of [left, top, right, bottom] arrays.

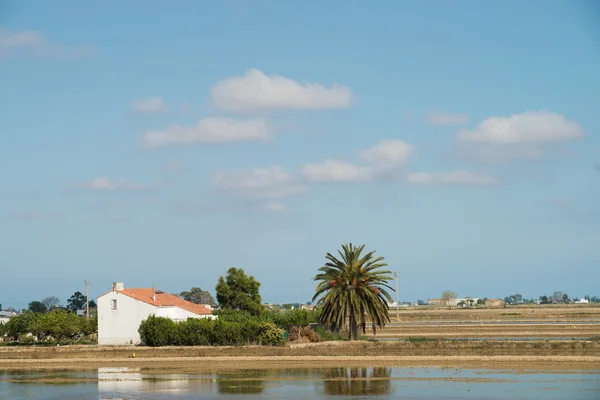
[[112, 282, 124, 292], [153, 282, 156, 302]]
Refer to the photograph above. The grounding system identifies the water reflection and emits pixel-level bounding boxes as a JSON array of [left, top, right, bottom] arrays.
[[322, 367, 392, 395], [1, 366, 598, 399], [217, 370, 265, 394]]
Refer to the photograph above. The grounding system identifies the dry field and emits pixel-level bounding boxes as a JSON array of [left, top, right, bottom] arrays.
[[1, 305, 599, 371], [378, 304, 600, 339]]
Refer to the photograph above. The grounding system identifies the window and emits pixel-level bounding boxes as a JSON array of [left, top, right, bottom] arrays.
[[111, 299, 117, 310]]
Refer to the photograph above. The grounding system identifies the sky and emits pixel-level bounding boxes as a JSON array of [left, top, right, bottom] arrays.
[[1, 1, 599, 309]]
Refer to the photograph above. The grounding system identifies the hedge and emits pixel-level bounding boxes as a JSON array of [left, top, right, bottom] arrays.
[[0, 310, 97, 344], [138, 316, 285, 347]]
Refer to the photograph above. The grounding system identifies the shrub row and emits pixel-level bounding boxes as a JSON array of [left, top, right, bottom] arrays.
[[213, 308, 319, 329], [0, 311, 97, 344], [138, 316, 285, 347]]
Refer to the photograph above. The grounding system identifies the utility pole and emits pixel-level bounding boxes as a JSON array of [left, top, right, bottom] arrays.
[[393, 271, 399, 320], [84, 280, 90, 319]]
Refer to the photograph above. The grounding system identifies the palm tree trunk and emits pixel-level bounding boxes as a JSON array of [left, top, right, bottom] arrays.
[[349, 314, 359, 340]]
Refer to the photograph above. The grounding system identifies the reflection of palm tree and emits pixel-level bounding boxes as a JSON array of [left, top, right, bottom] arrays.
[[322, 367, 392, 395]]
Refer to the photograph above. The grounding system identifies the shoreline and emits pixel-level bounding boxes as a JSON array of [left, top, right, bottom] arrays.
[[1, 341, 600, 371], [1, 356, 599, 372]]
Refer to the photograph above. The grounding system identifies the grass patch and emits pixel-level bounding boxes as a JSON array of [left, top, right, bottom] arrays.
[[500, 313, 522, 316], [590, 336, 600, 341], [312, 326, 347, 341], [405, 337, 436, 342]]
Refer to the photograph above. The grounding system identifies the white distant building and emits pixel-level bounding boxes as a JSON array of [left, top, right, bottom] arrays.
[[576, 298, 589, 304], [97, 282, 215, 345], [448, 297, 481, 307]]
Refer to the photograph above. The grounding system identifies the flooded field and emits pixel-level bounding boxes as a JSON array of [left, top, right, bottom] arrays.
[[1, 366, 599, 399]]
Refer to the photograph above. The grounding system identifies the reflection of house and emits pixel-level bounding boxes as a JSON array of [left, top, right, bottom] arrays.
[[98, 367, 211, 393], [485, 298, 505, 307], [98, 282, 216, 345]]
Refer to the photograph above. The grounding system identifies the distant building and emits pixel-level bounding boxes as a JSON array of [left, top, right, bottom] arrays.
[[97, 282, 216, 345], [485, 298, 505, 307], [576, 298, 589, 304], [428, 298, 444, 306]]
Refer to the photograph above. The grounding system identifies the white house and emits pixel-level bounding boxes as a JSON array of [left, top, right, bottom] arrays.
[[98, 282, 216, 345], [448, 297, 481, 307], [576, 298, 590, 304]]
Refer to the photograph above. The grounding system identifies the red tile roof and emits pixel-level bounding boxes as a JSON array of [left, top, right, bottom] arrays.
[[117, 288, 213, 315]]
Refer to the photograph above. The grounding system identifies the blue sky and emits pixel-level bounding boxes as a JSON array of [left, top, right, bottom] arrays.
[[1, 1, 599, 309]]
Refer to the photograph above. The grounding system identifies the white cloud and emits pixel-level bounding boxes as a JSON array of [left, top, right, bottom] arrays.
[[211, 68, 352, 112], [213, 166, 307, 199], [132, 97, 165, 114], [458, 111, 584, 144], [359, 140, 415, 169], [428, 112, 469, 126], [78, 177, 160, 191], [406, 170, 496, 186], [0, 26, 94, 60], [141, 117, 269, 148], [265, 202, 286, 212], [301, 160, 373, 183]]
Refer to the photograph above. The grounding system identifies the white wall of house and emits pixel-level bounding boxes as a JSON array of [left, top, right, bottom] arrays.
[[98, 291, 156, 345], [0, 317, 9, 325], [155, 306, 215, 322]]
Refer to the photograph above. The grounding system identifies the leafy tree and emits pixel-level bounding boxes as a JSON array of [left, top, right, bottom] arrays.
[[67, 291, 86, 311], [539, 295, 549, 304], [4, 312, 40, 341], [441, 291, 457, 306], [312, 243, 394, 340], [89, 299, 97, 309], [28, 301, 48, 313], [551, 291, 566, 304], [179, 287, 215, 306], [216, 267, 263, 315], [41, 296, 61, 309]]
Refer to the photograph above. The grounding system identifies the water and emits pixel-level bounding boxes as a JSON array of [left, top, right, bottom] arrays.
[[0, 366, 598, 399]]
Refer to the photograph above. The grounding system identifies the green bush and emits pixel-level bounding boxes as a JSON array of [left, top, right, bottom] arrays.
[[138, 316, 179, 346], [138, 316, 286, 347], [2, 311, 96, 344], [313, 325, 347, 341], [258, 322, 285, 346], [213, 308, 319, 330]]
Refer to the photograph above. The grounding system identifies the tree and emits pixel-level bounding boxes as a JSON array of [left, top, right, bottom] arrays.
[[67, 291, 87, 311], [441, 291, 457, 306], [216, 267, 263, 315], [89, 299, 97, 309], [539, 295, 549, 304], [41, 296, 60, 310], [552, 291, 565, 304], [312, 243, 394, 341], [28, 301, 47, 313], [179, 287, 215, 306]]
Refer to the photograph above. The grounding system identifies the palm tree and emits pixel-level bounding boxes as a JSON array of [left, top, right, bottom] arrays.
[[312, 243, 394, 340]]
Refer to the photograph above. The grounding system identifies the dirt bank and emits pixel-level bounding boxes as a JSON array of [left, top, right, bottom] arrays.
[[1, 340, 599, 361]]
